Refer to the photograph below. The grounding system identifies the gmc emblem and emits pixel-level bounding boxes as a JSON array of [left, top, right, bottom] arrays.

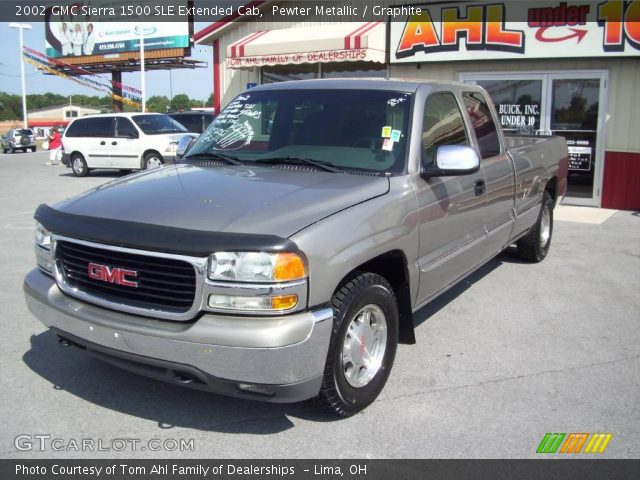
[[87, 262, 139, 288]]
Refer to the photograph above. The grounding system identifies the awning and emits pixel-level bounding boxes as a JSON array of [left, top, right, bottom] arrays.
[[226, 22, 386, 69]]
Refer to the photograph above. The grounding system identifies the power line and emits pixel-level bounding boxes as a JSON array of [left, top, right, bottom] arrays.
[[0, 70, 38, 77]]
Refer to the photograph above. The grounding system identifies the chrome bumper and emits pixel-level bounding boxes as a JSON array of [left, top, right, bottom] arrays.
[[24, 269, 333, 402]]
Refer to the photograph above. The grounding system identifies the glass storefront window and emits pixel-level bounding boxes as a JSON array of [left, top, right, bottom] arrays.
[[474, 79, 542, 134], [262, 64, 318, 84], [551, 79, 600, 131], [322, 62, 386, 79], [261, 62, 386, 84]]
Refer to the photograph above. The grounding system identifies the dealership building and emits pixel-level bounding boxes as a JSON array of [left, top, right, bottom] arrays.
[[195, 1, 640, 210]]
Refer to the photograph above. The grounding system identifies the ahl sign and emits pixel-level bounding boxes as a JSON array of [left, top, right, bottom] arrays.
[[390, 1, 640, 63]]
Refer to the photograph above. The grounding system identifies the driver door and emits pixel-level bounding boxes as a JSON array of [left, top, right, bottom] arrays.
[[413, 92, 488, 305]]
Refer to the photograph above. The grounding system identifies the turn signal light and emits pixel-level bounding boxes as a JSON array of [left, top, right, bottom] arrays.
[[273, 253, 306, 281], [270, 294, 298, 310]]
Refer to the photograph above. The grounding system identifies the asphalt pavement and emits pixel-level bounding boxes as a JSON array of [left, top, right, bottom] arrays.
[[1, 150, 639, 458]]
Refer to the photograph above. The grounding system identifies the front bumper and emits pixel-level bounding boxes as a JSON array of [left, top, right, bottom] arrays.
[[61, 153, 70, 166], [24, 268, 333, 402]]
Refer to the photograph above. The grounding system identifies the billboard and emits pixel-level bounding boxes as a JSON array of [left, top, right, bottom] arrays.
[[44, 1, 190, 60], [46, 22, 189, 58], [390, 1, 640, 63]]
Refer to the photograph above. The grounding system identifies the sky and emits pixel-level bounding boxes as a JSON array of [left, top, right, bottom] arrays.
[[0, 21, 215, 102]]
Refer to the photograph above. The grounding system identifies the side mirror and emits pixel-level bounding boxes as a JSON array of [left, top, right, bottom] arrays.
[[421, 145, 480, 179], [176, 134, 198, 160]]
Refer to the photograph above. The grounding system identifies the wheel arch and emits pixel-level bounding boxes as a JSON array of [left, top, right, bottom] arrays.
[[334, 250, 415, 345], [142, 149, 164, 168]]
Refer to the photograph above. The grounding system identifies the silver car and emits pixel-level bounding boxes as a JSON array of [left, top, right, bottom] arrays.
[[2, 128, 36, 153]]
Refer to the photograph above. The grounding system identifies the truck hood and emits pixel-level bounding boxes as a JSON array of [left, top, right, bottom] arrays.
[[55, 164, 389, 237]]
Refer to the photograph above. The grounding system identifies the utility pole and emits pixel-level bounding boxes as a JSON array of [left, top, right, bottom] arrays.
[[10, 23, 32, 128], [139, 23, 146, 112]]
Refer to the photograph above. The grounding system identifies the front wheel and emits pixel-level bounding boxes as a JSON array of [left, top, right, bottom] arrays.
[[143, 152, 163, 170], [318, 272, 398, 417], [71, 154, 89, 177], [517, 191, 553, 262]]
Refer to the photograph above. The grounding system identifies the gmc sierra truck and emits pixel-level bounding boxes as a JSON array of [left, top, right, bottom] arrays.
[[24, 80, 569, 416]]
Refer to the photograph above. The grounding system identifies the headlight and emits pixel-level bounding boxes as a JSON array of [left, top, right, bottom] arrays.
[[165, 142, 178, 153], [35, 222, 51, 250], [208, 251, 306, 283]]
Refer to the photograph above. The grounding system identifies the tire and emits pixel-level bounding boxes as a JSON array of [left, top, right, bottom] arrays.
[[143, 152, 163, 170], [71, 154, 89, 177], [31, 147, 36, 152], [318, 272, 398, 417], [517, 191, 553, 262], [22, 148, 27, 153]]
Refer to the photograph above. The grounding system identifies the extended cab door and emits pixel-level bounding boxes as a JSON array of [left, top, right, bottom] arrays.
[[461, 92, 516, 258], [111, 117, 141, 168], [413, 92, 488, 305]]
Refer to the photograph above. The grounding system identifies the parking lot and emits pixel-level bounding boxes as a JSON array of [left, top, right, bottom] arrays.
[[1, 150, 639, 458]]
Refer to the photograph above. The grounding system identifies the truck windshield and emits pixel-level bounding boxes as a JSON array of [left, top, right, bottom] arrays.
[[132, 115, 187, 135], [186, 89, 412, 174]]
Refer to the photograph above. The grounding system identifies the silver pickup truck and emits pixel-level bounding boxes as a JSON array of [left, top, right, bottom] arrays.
[[24, 79, 568, 416]]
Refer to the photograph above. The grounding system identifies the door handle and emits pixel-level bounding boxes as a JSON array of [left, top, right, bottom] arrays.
[[474, 179, 486, 197], [111, 141, 117, 146], [99, 141, 106, 145]]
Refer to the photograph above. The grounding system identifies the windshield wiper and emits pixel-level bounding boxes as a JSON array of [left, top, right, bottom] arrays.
[[183, 152, 244, 166], [256, 156, 342, 173]]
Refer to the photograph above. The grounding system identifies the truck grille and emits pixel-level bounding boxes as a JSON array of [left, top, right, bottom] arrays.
[[55, 240, 197, 314]]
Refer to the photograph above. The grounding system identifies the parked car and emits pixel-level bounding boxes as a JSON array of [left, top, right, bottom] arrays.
[[2, 128, 36, 153], [60, 113, 188, 176], [25, 79, 569, 416], [168, 111, 215, 134]]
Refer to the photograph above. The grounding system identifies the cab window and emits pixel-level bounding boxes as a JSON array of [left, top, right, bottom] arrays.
[[462, 92, 501, 158], [422, 93, 469, 165]]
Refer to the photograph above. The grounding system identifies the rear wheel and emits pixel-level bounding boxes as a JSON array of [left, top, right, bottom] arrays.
[[318, 272, 398, 417], [31, 146, 36, 152], [71, 154, 89, 177], [517, 191, 553, 262]]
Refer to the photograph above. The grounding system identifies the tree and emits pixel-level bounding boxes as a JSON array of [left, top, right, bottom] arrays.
[[170, 94, 191, 112], [0, 92, 22, 120], [146, 95, 170, 113], [206, 93, 214, 107]]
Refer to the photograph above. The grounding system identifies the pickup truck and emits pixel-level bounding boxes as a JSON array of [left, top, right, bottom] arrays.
[[24, 79, 568, 417]]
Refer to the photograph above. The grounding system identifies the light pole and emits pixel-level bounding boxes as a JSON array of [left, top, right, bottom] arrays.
[[10, 23, 32, 128], [139, 23, 146, 112]]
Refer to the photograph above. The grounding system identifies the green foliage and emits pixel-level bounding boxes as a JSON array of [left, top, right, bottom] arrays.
[[0, 92, 23, 120], [170, 93, 191, 112], [146, 95, 170, 113], [0, 91, 206, 119]]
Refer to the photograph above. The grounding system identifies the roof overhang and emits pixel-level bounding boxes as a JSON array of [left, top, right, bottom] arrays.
[[225, 22, 385, 69]]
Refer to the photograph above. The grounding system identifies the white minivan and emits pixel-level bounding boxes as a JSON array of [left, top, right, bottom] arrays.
[[61, 113, 191, 176]]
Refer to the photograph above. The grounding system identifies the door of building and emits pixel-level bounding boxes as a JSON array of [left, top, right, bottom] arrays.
[[459, 71, 607, 207]]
